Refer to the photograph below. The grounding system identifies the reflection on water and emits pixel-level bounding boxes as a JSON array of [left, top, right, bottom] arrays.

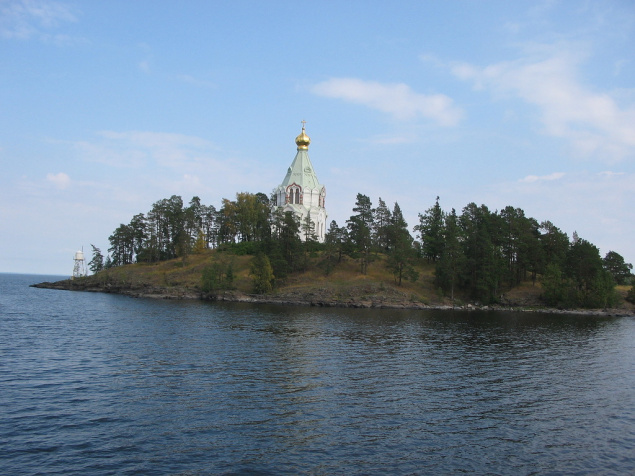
[[1, 274, 634, 474]]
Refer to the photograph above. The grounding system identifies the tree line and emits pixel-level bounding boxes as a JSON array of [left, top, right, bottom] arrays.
[[89, 192, 634, 307]]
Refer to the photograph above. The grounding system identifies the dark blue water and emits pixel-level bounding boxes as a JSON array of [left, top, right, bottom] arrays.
[[1, 273, 634, 475]]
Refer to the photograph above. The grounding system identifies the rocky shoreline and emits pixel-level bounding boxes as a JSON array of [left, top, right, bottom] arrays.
[[31, 279, 634, 318]]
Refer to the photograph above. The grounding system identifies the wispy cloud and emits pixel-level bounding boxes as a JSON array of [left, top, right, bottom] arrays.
[[311, 77, 464, 126], [451, 44, 635, 162], [519, 172, 565, 183], [46, 172, 71, 189], [74, 131, 215, 169], [67, 130, 276, 200], [1, 0, 77, 41]]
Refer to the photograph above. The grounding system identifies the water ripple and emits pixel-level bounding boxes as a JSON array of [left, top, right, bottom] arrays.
[[1, 275, 634, 474]]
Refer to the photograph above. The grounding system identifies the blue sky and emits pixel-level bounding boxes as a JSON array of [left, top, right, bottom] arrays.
[[1, 0, 634, 275]]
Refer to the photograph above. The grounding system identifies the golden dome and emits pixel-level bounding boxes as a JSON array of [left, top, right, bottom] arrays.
[[295, 123, 310, 150]]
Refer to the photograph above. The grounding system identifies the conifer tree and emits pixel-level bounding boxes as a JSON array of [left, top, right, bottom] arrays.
[[386, 202, 418, 285], [250, 252, 275, 294], [415, 196, 445, 263], [347, 193, 373, 274], [372, 197, 391, 252], [435, 209, 465, 303], [88, 244, 104, 274]]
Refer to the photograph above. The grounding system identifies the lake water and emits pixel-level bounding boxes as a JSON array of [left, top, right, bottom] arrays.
[[1, 273, 634, 475]]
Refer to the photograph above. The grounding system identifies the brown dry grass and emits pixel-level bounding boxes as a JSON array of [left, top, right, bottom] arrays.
[[88, 249, 635, 311]]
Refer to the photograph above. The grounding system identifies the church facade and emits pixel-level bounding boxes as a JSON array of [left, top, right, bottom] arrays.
[[273, 123, 327, 242]]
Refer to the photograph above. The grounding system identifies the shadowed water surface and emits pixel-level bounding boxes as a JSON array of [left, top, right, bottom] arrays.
[[1, 273, 634, 474]]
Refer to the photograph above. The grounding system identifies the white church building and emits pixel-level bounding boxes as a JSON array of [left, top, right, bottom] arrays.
[[273, 123, 327, 242]]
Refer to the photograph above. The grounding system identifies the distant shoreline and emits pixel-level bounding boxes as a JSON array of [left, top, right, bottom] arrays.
[[31, 279, 634, 318]]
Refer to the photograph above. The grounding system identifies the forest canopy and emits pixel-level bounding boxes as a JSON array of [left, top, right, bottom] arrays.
[[90, 192, 633, 308]]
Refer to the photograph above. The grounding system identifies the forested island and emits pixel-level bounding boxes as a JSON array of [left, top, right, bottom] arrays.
[[35, 192, 635, 314]]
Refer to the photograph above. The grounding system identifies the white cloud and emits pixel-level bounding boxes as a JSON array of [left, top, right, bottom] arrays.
[[451, 45, 635, 162], [46, 172, 71, 189], [311, 77, 464, 126], [1, 0, 77, 40], [519, 172, 565, 183], [68, 130, 277, 200], [73, 131, 215, 169], [368, 134, 412, 145], [598, 171, 625, 178]]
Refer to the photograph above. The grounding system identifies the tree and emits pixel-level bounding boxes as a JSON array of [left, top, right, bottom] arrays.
[[192, 229, 207, 254], [325, 220, 346, 263], [385, 202, 418, 285], [201, 204, 217, 248], [302, 212, 318, 244], [347, 194, 374, 274], [372, 197, 391, 252], [250, 252, 275, 294], [415, 196, 445, 263], [201, 259, 235, 293], [564, 238, 617, 308], [541, 263, 568, 307], [88, 244, 104, 274], [128, 213, 148, 262], [539, 221, 569, 271], [435, 208, 465, 303], [278, 211, 302, 273], [108, 223, 134, 266], [499, 206, 541, 287], [459, 203, 504, 304], [603, 251, 633, 285]]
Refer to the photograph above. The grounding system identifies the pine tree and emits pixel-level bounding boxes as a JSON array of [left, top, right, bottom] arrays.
[[435, 209, 465, 303], [372, 197, 391, 252], [385, 202, 418, 286], [88, 244, 104, 274], [414, 196, 445, 262], [347, 194, 373, 274], [250, 252, 275, 294]]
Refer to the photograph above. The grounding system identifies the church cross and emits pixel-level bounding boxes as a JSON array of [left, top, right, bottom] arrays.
[[301, 119, 306, 130]]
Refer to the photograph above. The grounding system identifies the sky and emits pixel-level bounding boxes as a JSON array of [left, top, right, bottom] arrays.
[[1, 0, 634, 276]]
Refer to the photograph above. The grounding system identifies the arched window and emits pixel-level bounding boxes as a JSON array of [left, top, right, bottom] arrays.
[[295, 189, 300, 204]]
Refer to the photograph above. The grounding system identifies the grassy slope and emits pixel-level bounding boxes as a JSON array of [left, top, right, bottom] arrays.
[[74, 249, 634, 311]]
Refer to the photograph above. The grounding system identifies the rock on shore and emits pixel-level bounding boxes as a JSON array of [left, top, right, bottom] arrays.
[[31, 278, 634, 317]]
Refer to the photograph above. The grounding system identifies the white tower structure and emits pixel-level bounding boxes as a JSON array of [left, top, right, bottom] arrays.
[[72, 249, 87, 279], [273, 122, 327, 242]]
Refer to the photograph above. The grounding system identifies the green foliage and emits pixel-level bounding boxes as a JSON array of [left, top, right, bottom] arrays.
[[542, 239, 619, 308], [250, 252, 275, 294], [225, 241, 260, 256], [100, 187, 629, 311], [626, 284, 635, 304], [459, 203, 505, 304], [201, 259, 235, 293], [88, 244, 104, 274], [372, 198, 392, 252], [603, 251, 633, 285], [435, 209, 465, 302], [322, 220, 346, 275], [347, 194, 373, 274], [414, 196, 445, 262], [385, 202, 418, 285], [541, 263, 569, 307], [192, 229, 207, 254]]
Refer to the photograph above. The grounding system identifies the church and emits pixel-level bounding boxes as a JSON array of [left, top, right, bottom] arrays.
[[273, 122, 327, 242]]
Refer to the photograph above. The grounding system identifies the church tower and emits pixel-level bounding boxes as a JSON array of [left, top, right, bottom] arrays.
[[273, 122, 327, 242]]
